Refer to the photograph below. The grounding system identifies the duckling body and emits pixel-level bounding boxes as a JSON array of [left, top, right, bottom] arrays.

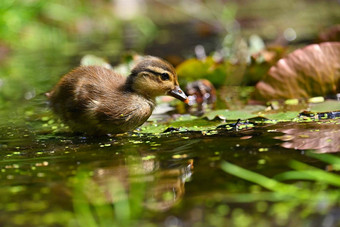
[[48, 56, 187, 135]]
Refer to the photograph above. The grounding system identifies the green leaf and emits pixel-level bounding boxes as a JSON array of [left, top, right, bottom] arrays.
[[221, 161, 297, 193], [262, 112, 299, 121], [203, 109, 257, 120], [176, 57, 231, 87], [310, 100, 340, 112], [275, 160, 340, 187]]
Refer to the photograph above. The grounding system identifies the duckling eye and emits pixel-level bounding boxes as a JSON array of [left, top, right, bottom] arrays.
[[160, 73, 170, 81]]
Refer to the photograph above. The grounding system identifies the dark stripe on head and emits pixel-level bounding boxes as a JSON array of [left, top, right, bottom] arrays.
[[131, 56, 176, 76]]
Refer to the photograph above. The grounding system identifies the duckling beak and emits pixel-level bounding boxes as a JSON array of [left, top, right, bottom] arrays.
[[168, 86, 189, 104]]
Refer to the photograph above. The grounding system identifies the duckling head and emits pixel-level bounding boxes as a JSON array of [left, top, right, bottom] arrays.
[[127, 56, 188, 103]]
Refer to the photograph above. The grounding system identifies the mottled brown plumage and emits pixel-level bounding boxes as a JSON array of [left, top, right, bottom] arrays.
[[47, 56, 188, 135]]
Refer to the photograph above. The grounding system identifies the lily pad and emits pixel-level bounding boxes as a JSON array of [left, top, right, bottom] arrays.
[[140, 109, 260, 134], [310, 100, 340, 112], [139, 102, 340, 135], [139, 114, 223, 134], [203, 109, 258, 121], [255, 42, 340, 100], [262, 112, 300, 121]]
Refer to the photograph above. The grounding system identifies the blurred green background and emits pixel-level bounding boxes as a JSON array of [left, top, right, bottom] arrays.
[[0, 1, 340, 227], [0, 0, 339, 109]]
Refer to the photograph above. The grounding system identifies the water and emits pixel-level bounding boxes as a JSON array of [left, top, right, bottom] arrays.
[[1, 105, 339, 226]]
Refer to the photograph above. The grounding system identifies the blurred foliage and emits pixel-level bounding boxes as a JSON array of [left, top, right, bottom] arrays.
[[1, 0, 339, 109], [235, 0, 340, 41], [0, 0, 158, 51], [0, 0, 157, 109], [176, 57, 233, 87], [243, 45, 287, 85]]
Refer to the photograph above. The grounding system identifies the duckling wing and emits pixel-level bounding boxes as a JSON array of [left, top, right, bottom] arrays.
[[89, 94, 155, 134], [48, 66, 126, 133]]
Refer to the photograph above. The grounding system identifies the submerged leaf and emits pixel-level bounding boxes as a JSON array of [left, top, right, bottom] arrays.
[[255, 42, 340, 100]]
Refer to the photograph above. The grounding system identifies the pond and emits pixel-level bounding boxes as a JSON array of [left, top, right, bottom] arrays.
[[1, 101, 340, 227]]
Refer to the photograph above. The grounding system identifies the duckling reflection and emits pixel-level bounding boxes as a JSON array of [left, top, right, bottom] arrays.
[[89, 156, 194, 211]]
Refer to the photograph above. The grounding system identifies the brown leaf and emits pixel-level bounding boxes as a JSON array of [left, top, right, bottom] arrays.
[[254, 42, 340, 100]]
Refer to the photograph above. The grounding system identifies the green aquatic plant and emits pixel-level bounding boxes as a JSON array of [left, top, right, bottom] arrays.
[[220, 151, 340, 224], [73, 173, 132, 227], [72, 158, 147, 227]]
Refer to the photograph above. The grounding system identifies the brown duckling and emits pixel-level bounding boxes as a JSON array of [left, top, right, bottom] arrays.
[[47, 56, 188, 135]]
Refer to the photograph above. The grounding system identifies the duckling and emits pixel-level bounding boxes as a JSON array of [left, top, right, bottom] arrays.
[[47, 56, 188, 135]]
